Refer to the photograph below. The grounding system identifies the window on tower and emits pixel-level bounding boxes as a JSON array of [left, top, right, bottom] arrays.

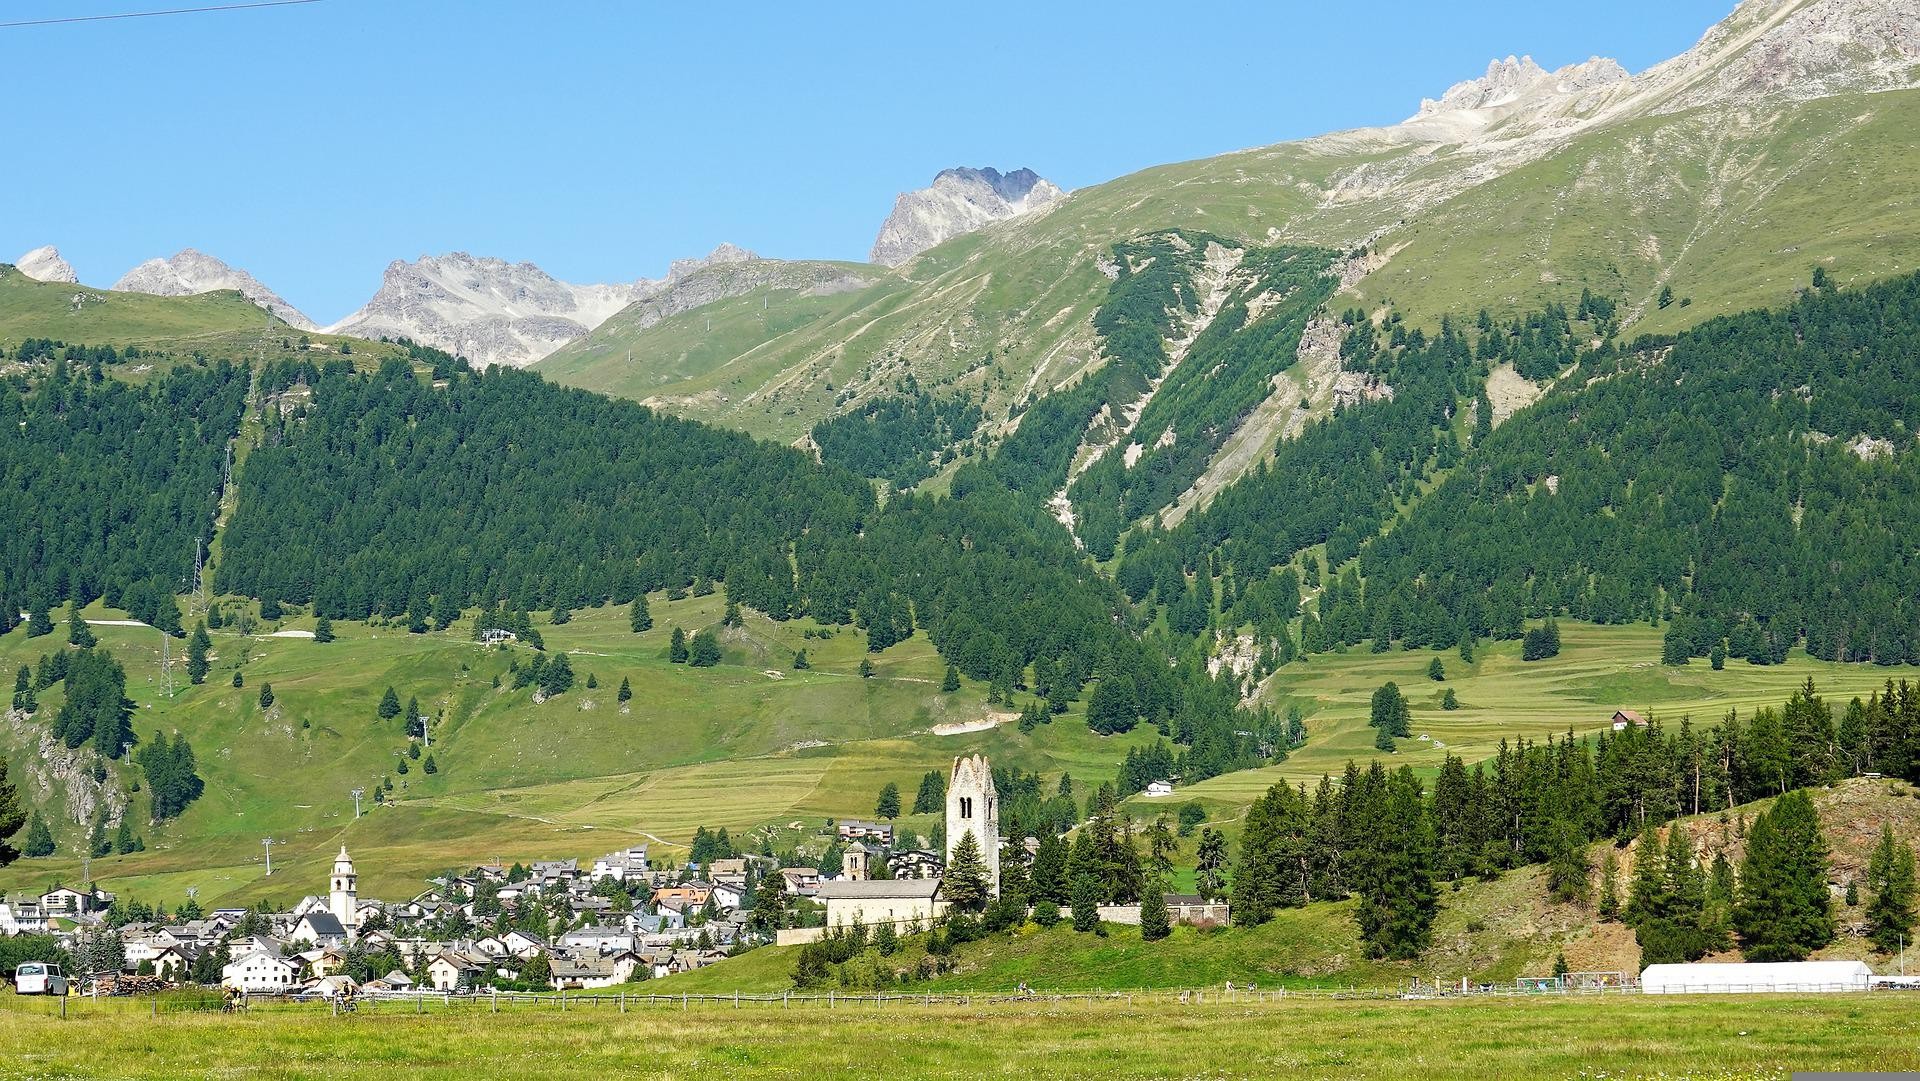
[[960, 797, 973, 819]]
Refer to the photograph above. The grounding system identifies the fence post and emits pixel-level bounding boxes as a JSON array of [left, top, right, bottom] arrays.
[[734, 991, 738, 1009], [620, 992, 625, 1014], [681, 993, 687, 1011]]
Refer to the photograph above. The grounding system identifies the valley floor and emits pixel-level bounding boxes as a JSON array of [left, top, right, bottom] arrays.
[[2, 991, 1914, 1079]]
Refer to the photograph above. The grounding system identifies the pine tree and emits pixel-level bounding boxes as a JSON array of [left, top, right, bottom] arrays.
[[858, 658, 874, 679], [945, 830, 992, 912], [617, 676, 632, 704], [67, 609, 95, 648], [1440, 688, 1459, 711], [377, 686, 401, 720], [313, 617, 334, 643], [629, 596, 652, 632], [539, 654, 574, 697], [26, 604, 52, 639], [912, 770, 946, 815], [113, 817, 140, 854], [1625, 824, 1666, 926], [689, 629, 721, 667], [22, 812, 54, 858], [941, 665, 960, 692], [1354, 767, 1437, 960], [1598, 851, 1621, 920], [1736, 790, 1833, 961], [257, 683, 274, 710], [792, 649, 809, 670], [12, 666, 35, 715], [186, 623, 210, 685], [1139, 887, 1171, 941], [423, 754, 437, 774], [1427, 658, 1445, 681], [1866, 823, 1916, 954], [1196, 828, 1229, 902], [669, 627, 688, 663], [874, 782, 901, 821], [1069, 873, 1101, 933]]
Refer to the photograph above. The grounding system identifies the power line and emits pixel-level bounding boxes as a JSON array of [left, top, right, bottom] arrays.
[[0, 1, 321, 30]]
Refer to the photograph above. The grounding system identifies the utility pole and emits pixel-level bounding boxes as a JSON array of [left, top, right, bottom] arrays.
[[351, 788, 364, 819], [261, 837, 278, 876], [192, 538, 205, 616]]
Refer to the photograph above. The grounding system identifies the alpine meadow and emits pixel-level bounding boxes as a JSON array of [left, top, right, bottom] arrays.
[[6, 0, 1920, 1077]]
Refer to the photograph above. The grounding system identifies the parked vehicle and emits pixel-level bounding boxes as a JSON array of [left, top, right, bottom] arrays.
[[14, 962, 68, 996]]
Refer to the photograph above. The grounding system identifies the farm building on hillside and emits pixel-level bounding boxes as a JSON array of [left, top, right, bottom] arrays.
[[1611, 709, 1648, 732], [1641, 960, 1872, 994]]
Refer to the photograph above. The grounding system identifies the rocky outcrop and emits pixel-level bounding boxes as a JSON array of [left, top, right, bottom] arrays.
[[1311, 0, 1920, 223], [114, 249, 314, 329], [14, 245, 77, 284], [328, 244, 762, 368], [870, 167, 1064, 267]]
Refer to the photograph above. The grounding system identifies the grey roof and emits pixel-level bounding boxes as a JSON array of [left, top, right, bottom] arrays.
[[299, 911, 347, 936], [815, 879, 940, 900]]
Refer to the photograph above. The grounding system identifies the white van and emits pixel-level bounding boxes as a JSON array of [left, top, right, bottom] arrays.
[[14, 961, 68, 995]]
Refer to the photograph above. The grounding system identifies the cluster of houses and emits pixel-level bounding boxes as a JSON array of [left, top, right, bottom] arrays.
[[0, 843, 774, 996], [3, 755, 1231, 995]]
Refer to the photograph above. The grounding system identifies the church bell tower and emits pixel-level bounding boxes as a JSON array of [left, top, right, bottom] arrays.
[[945, 753, 1000, 897], [330, 846, 358, 932]]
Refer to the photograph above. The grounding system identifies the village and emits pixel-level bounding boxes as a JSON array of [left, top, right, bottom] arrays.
[[0, 755, 1232, 999]]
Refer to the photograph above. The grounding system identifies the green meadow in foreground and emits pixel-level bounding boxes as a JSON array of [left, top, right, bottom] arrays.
[[2, 993, 1914, 1079]]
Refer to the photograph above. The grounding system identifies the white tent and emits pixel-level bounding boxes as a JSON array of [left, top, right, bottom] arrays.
[[1641, 960, 1872, 994]]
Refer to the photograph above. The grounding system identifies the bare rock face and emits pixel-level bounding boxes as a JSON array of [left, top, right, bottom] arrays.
[[14, 245, 78, 284], [113, 248, 315, 329], [327, 244, 763, 369], [870, 167, 1065, 267]]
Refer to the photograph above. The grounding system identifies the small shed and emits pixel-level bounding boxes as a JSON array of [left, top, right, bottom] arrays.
[[1611, 709, 1648, 732], [1641, 960, 1871, 994]]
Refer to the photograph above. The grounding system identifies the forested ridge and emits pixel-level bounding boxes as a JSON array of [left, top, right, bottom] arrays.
[[211, 358, 1166, 715], [1115, 269, 1920, 674], [1068, 244, 1337, 558], [0, 359, 246, 635]]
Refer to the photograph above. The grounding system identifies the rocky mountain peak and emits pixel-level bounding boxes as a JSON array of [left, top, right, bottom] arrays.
[[1414, 54, 1628, 118], [14, 245, 78, 284], [329, 243, 766, 369], [870, 166, 1066, 267], [668, 242, 759, 281], [113, 248, 314, 329]]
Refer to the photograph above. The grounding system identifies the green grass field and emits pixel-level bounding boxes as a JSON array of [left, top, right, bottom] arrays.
[[1163, 622, 1914, 817], [0, 596, 1160, 908], [2, 991, 1916, 1079]]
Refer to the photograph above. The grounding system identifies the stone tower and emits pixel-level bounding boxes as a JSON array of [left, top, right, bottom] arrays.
[[945, 753, 999, 897], [329, 846, 358, 932], [842, 842, 869, 882]]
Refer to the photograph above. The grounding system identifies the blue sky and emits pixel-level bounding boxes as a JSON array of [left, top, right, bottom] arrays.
[[3, 0, 1734, 323]]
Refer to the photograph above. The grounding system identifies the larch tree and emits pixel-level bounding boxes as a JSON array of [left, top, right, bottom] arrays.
[[1735, 790, 1833, 961], [944, 830, 992, 912], [1866, 822, 1917, 954]]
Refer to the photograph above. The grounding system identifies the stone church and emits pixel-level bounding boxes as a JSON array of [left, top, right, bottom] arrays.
[[815, 753, 999, 928]]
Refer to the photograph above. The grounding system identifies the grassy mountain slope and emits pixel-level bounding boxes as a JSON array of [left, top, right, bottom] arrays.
[[0, 266, 271, 348], [0, 598, 1159, 907], [1359, 89, 1920, 336]]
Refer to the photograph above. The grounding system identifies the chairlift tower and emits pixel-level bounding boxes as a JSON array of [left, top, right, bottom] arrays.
[[350, 788, 365, 819], [261, 836, 280, 876]]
